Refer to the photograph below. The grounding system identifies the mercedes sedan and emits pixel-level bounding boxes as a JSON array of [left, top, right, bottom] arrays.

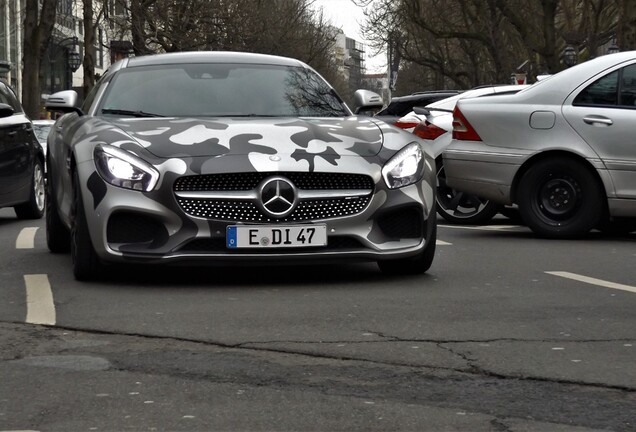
[[45, 52, 437, 280], [443, 51, 636, 238]]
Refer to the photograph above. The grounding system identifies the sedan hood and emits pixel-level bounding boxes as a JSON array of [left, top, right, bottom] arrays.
[[109, 117, 385, 159]]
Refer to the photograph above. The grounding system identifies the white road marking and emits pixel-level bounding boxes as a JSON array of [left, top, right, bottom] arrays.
[[16, 227, 39, 249], [436, 240, 452, 245], [24, 274, 56, 325], [546, 271, 636, 295], [439, 224, 523, 231]]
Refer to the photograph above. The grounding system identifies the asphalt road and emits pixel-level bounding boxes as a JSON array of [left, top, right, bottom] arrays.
[[1, 207, 635, 431]]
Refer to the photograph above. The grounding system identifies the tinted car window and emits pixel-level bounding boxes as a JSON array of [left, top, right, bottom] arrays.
[[620, 64, 636, 107], [98, 63, 347, 117], [574, 70, 619, 106]]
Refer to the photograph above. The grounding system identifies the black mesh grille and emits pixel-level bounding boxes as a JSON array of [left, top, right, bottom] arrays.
[[107, 213, 167, 244], [377, 207, 423, 239], [177, 236, 366, 253], [174, 172, 374, 192], [177, 197, 370, 222], [174, 172, 374, 222]]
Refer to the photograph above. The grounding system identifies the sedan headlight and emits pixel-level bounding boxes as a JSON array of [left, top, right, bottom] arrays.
[[382, 142, 424, 189], [94, 144, 159, 192]]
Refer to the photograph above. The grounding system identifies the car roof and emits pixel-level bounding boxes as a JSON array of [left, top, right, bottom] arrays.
[[125, 51, 306, 68]]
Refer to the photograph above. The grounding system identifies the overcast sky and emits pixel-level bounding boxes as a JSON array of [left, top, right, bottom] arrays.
[[312, 0, 386, 74]]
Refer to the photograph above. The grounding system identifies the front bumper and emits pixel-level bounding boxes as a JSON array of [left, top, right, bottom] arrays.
[[77, 158, 436, 266]]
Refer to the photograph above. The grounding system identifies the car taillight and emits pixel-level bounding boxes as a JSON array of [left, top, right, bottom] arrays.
[[413, 121, 447, 140], [452, 106, 482, 141], [393, 120, 420, 129]]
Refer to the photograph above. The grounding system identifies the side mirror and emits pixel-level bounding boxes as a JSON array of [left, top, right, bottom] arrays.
[[45, 90, 84, 116], [413, 106, 430, 116], [353, 89, 384, 115], [0, 103, 14, 119]]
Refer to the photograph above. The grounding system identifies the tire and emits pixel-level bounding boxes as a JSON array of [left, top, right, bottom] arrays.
[[14, 158, 46, 219], [71, 172, 102, 281], [378, 212, 436, 275], [46, 177, 71, 253], [517, 157, 603, 238], [436, 160, 499, 224]]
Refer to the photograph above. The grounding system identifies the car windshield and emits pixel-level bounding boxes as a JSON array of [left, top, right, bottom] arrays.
[[97, 63, 348, 118]]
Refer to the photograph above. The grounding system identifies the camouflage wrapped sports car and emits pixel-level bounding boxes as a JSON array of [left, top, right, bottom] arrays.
[[45, 52, 436, 280]]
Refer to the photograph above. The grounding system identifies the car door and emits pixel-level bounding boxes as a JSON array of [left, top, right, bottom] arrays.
[[562, 61, 636, 199], [0, 82, 32, 206]]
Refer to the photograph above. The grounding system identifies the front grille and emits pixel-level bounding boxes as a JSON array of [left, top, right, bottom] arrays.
[[177, 196, 370, 222], [177, 236, 366, 254], [174, 172, 374, 191], [174, 172, 374, 222]]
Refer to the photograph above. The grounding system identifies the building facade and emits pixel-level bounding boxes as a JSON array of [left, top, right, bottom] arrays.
[[0, 0, 129, 108]]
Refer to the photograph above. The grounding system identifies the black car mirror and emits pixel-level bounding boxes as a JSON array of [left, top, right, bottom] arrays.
[[0, 103, 14, 118]]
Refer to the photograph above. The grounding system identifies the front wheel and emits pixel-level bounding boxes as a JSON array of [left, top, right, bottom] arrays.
[[14, 159, 46, 219], [517, 157, 603, 238], [436, 161, 499, 224], [71, 172, 102, 280], [378, 213, 436, 275]]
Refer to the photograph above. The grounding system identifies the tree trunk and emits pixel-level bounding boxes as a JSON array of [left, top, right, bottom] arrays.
[[83, 0, 96, 100], [21, 0, 58, 119], [617, 0, 636, 50]]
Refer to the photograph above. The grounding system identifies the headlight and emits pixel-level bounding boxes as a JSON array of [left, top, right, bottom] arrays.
[[94, 144, 159, 191], [382, 142, 424, 189]]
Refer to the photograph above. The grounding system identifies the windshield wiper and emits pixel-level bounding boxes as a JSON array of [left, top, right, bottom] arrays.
[[101, 108, 165, 118]]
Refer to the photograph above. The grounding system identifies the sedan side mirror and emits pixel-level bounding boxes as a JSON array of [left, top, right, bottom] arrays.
[[353, 89, 384, 115], [0, 103, 14, 119], [45, 90, 84, 116]]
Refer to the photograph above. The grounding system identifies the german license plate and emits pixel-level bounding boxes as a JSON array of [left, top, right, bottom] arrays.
[[227, 225, 327, 248]]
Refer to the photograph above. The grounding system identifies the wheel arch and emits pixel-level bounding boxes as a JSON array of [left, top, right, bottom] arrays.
[[510, 150, 608, 207]]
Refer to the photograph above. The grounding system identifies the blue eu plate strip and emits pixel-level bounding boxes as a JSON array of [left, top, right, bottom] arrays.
[[226, 226, 237, 248]]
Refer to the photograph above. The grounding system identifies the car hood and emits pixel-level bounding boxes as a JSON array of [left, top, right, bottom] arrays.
[[107, 117, 386, 159]]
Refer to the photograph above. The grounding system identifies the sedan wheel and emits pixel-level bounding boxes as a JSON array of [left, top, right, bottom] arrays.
[[436, 162, 499, 224], [518, 157, 603, 238], [15, 159, 46, 219]]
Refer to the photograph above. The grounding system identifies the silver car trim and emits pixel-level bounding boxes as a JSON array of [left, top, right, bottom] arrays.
[[444, 149, 526, 158], [175, 189, 372, 200]]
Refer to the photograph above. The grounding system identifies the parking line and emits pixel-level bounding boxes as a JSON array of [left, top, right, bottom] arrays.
[[546, 271, 636, 295], [24, 274, 56, 325], [436, 240, 452, 245], [439, 224, 522, 231], [16, 227, 39, 249]]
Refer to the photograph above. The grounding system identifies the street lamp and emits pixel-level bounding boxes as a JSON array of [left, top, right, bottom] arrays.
[[48, 36, 81, 94], [562, 45, 578, 68]]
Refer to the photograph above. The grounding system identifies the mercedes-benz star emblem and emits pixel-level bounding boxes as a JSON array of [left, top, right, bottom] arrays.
[[257, 176, 298, 218]]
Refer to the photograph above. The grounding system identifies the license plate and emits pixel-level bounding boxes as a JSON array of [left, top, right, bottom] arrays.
[[227, 225, 327, 248]]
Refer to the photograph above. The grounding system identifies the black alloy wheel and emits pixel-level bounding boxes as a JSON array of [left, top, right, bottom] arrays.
[[517, 157, 603, 238], [436, 161, 499, 225]]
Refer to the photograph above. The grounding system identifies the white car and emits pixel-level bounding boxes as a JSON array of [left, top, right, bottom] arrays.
[[395, 85, 529, 224], [443, 51, 636, 238]]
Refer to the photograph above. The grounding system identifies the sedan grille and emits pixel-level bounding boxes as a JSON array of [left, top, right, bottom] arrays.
[[174, 172, 374, 222]]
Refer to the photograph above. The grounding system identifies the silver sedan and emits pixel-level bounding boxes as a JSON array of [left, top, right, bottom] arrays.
[[443, 51, 636, 238]]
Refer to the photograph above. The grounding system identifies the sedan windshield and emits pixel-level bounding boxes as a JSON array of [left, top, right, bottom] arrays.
[[98, 63, 348, 118]]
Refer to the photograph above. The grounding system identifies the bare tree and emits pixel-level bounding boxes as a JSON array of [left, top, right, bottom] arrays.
[[22, 0, 57, 118]]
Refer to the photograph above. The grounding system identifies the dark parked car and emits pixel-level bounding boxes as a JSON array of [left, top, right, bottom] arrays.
[[373, 90, 460, 125], [45, 52, 437, 280], [0, 80, 45, 219]]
